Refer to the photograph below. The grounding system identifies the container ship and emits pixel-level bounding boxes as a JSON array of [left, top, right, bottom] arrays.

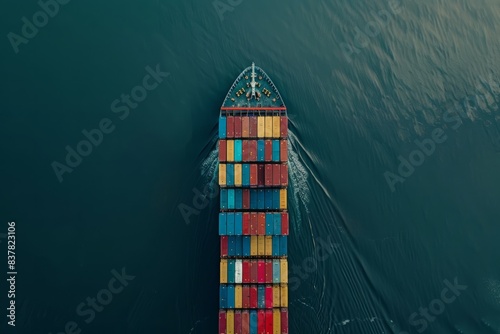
[[218, 63, 289, 334]]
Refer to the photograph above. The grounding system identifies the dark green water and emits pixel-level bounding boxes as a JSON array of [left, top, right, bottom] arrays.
[[2, 0, 500, 333]]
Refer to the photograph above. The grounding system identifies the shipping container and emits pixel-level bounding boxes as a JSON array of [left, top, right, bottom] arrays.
[[273, 285, 280, 308], [226, 164, 234, 186], [235, 310, 242, 334], [235, 164, 242, 186], [265, 189, 272, 210], [243, 260, 250, 283], [236, 189, 243, 209], [235, 259, 242, 284], [258, 214, 266, 235], [227, 140, 234, 162], [221, 236, 228, 257], [220, 259, 228, 283], [264, 140, 272, 161], [258, 165, 265, 186], [242, 285, 250, 308], [219, 139, 227, 162], [280, 285, 288, 307], [228, 190, 235, 210], [273, 309, 281, 334], [242, 117, 249, 138], [272, 140, 279, 161], [243, 190, 250, 209], [257, 116, 265, 138], [281, 213, 289, 235], [219, 310, 226, 334], [280, 164, 288, 187], [280, 116, 288, 138], [273, 259, 280, 283], [265, 116, 273, 138], [228, 259, 235, 283], [273, 214, 281, 235], [265, 260, 273, 283], [273, 189, 280, 210], [258, 310, 266, 334], [227, 213, 235, 236], [279, 236, 287, 256], [249, 140, 257, 161], [250, 286, 258, 308], [234, 116, 242, 138], [280, 259, 288, 283], [242, 140, 249, 161], [228, 285, 235, 308], [258, 236, 265, 256], [227, 116, 235, 138], [250, 213, 258, 235], [272, 236, 280, 257], [235, 140, 242, 162], [221, 189, 228, 209], [235, 285, 242, 308], [227, 309, 234, 334], [257, 140, 265, 161], [219, 213, 227, 235], [249, 116, 257, 138], [265, 236, 273, 256], [265, 213, 273, 235], [273, 164, 280, 186], [250, 165, 258, 186], [250, 310, 257, 334], [243, 236, 251, 256], [250, 260, 258, 283], [272, 116, 281, 138], [250, 235, 257, 256], [265, 165, 272, 186], [281, 309, 288, 334], [228, 236, 236, 256], [266, 309, 273, 334], [280, 140, 287, 161], [258, 260, 265, 283], [242, 213, 250, 235], [242, 164, 250, 186], [219, 117, 227, 139], [257, 190, 265, 209], [235, 236, 242, 257], [219, 164, 227, 186], [279, 189, 287, 210], [258, 285, 266, 308], [220, 285, 227, 308], [242, 310, 250, 334], [235, 213, 243, 235]]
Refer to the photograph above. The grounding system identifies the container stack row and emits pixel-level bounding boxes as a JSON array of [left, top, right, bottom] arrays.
[[219, 112, 289, 334]]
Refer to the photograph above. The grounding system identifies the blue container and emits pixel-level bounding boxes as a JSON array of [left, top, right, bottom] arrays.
[[227, 213, 235, 235], [228, 237, 236, 257], [250, 190, 258, 209], [273, 213, 281, 236], [257, 190, 265, 209], [257, 286, 265, 308], [220, 189, 228, 209], [272, 236, 280, 256], [235, 236, 242, 256], [219, 213, 227, 235], [228, 260, 235, 283], [280, 236, 288, 256], [242, 164, 250, 186], [235, 189, 242, 209], [235, 213, 243, 235], [273, 260, 280, 283], [250, 310, 257, 334], [273, 189, 280, 210], [227, 285, 235, 308], [265, 189, 273, 209], [265, 213, 273, 235], [219, 117, 226, 139], [243, 236, 251, 256], [226, 164, 234, 186], [228, 189, 235, 209], [257, 140, 265, 161], [272, 140, 280, 161], [220, 285, 227, 308], [235, 140, 242, 162]]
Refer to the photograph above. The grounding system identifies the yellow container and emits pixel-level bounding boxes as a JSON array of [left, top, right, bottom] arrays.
[[265, 236, 272, 256], [265, 116, 273, 137], [234, 164, 242, 186], [273, 285, 280, 307], [272, 116, 280, 138], [273, 309, 281, 334], [250, 236, 258, 256], [227, 310, 234, 334], [279, 189, 287, 209], [257, 116, 265, 138], [235, 285, 242, 308], [227, 140, 234, 162], [257, 236, 265, 256], [280, 284, 288, 307], [220, 259, 227, 283], [219, 164, 226, 186], [280, 259, 288, 283]]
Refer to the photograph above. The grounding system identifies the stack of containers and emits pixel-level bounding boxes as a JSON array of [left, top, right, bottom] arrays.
[[219, 112, 289, 334]]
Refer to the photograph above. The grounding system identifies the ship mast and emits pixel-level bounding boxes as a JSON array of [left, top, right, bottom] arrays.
[[250, 62, 257, 99]]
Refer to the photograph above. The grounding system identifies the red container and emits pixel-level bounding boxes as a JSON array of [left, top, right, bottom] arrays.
[[265, 260, 272, 283], [242, 140, 249, 161], [250, 261, 258, 283], [250, 213, 257, 235], [242, 310, 250, 334], [242, 285, 250, 308], [280, 140, 287, 162], [219, 310, 226, 334], [280, 116, 288, 138], [273, 164, 280, 186], [257, 213, 265, 235], [258, 310, 265, 333], [280, 164, 288, 186], [258, 260, 265, 283], [234, 116, 242, 137], [219, 140, 227, 162], [281, 213, 289, 235], [242, 190, 250, 209], [266, 310, 273, 333], [265, 165, 272, 186], [249, 116, 257, 137], [243, 261, 250, 283], [242, 117, 249, 138], [227, 116, 235, 138], [258, 165, 265, 186], [265, 286, 273, 309], [250, 164, 258, 186], [242, 213, 250, 235], [264, 140, 272, 161], [235, 310, 242, 334], [221, 236, 228, 256], [248, 140, 257, 162], [250, 285, 258, 308], [281, 309, 289, 333]]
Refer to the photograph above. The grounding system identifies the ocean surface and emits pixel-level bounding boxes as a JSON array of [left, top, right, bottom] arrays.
[[1, 0, 500, 333]]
